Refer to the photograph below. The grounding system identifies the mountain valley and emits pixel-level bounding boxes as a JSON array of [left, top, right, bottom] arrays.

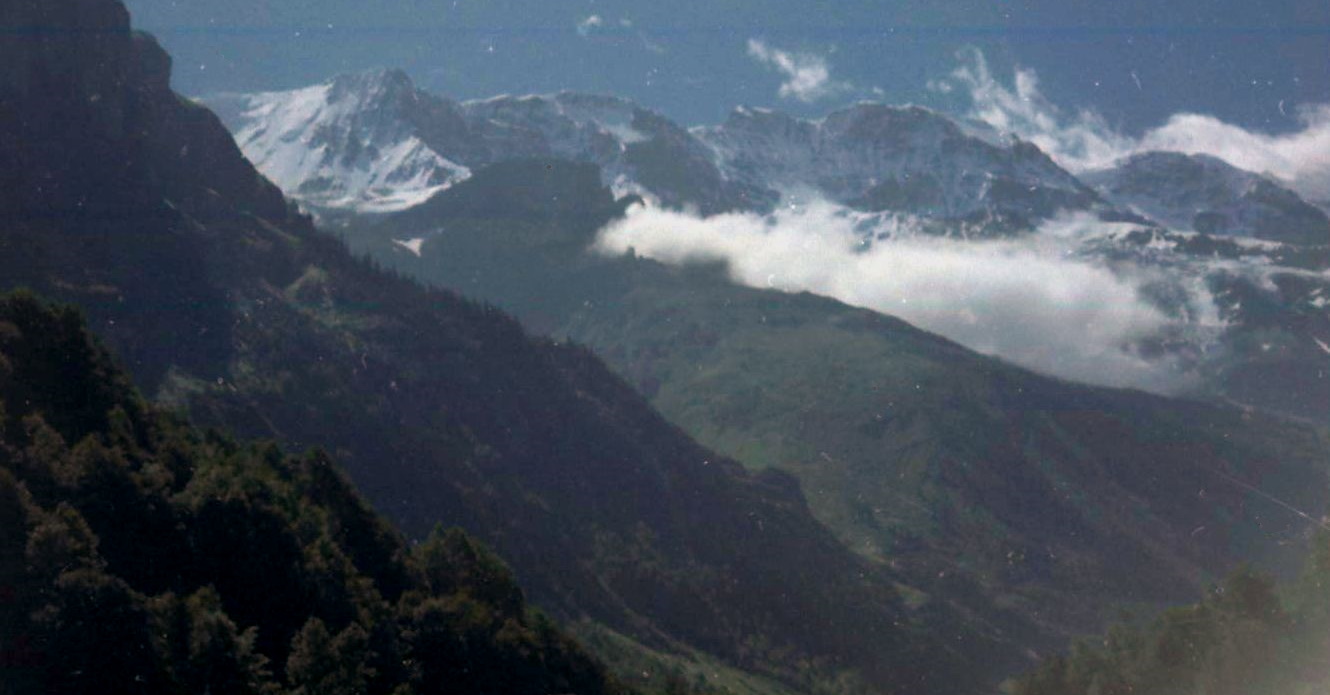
[[3, 3, 1329, 694]]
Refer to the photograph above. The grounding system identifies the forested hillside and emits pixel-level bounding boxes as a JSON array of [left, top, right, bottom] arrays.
[[0, 291, 623, 695]]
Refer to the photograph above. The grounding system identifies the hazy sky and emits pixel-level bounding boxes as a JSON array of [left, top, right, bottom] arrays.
[[125, 0, 1328, 132]]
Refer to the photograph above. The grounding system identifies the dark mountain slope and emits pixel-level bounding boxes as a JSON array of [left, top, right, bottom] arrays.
[[359, 159, 1330, 656], [0, 1, 997, 693], [0, 290, 625, 695]]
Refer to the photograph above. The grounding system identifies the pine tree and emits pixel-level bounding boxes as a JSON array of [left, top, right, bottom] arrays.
[[286, 617, 374, 695], [151, 587, 273, 695]]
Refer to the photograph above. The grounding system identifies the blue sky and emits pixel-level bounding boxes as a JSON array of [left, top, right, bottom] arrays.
[[125, 0, 1328, 133]]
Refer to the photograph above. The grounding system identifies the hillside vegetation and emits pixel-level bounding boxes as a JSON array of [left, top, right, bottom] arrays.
[[1014, 533, 1330, 695], [0, 291, 623, 695]]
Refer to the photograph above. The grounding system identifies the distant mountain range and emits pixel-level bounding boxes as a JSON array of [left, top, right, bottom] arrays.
[[208, 69, 1330, 237], [209, 69, 1330, 424], [206, 71, 770, 217], [205, 69, 1138, 229]]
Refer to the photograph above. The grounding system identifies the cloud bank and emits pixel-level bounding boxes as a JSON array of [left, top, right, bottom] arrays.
[[746, 39, 847, 103], [596, 201, 1208, 393], [936, 48, 1330, 202]]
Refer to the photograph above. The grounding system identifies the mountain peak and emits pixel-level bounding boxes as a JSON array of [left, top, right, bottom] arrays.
[[1086, 149, 1330, 243], [820, 102, 963, 146], [1117, 150, 1244, 175], [824, 101, 952, 126], [326, 67, 416, 104], [202, 66, 470, 215], [550, 90, 639, 110], [695, 99, 1097, 224]]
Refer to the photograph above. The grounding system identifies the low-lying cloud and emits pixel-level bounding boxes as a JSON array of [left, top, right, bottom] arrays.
[[746, 39, 847, 103], [936, 48, 1330, 202], [596, 200, 1209, 393]]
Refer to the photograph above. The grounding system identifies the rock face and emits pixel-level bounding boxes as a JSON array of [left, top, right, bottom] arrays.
[[1084, 152, 1330, 245], [0, 0, 289, 386], [0, 0, 288, 221], [0, 0, 134, 122]]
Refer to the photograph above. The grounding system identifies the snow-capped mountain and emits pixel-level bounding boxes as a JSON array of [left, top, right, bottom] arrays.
[[206, 71, 766, 216], [693, 103, 1111, 230], [210, 69, 1330, 246], [208, 70, 1118, 227], [1083, 152, 1330, 245], [207, 70, 471, 213], [456, 92, 772, 213]]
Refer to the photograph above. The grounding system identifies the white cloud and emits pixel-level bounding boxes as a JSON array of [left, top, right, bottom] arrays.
[[746, 39, 847, 103], [576, 14, 604, 37], [596, 200, 1209, 393], [934, 48, 1330, 202], [934, 48, 1133, 173]]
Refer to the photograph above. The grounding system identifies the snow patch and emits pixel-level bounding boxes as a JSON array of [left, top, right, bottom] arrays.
[[393, 237, 426, 257]]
